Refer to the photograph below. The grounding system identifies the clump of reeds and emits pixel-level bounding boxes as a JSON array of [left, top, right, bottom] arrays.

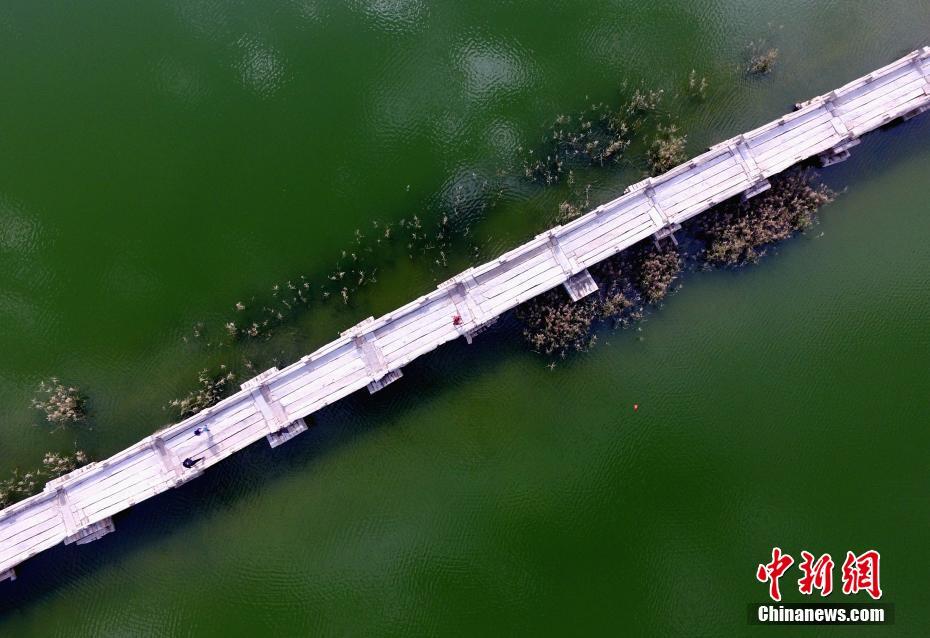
[[168, 366, 236, 418], [699, 170, 835, 265], [598, 287, 639, 327], [647, 125, 688, 176], [589, 256, 643, 325], [0, 450, 89, 508], [516, 290, 601, 357], [517, 246, 663, 358], [41, 450, 88, 476], [747, 42, 779, 75], [637, 246, 682, 303], [31, 378, 86, 428]]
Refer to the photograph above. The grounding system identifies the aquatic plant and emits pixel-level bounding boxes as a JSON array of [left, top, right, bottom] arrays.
[[747, 42, 779, 75], [0, 450, 89, 508], [167, 366, 236, 418], [523, 84, 670, 185], [516, 290, 601, 357], [647, 125, 688, 176], [41, 450, 88, 477], [599, 289, 634, 321], [517, 249, 655, 358], [699, 171, 835, 265], [518, 168, 834, 363], [637, 246, 682, 303], [687, 70, 708, 100], [31, 378, 86, 428], [555, 184, 593, 225], [556, 200, 582, 224]]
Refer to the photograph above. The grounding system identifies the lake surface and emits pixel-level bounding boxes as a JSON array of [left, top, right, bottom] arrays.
[[1, 1, 929, 635]]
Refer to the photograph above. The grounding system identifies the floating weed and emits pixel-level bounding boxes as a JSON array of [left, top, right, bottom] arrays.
[[747, 41, 779, 75], [167, 367, 236, 419], [31, 378, 87, 429]]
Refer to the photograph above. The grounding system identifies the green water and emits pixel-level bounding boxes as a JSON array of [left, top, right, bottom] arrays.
[[2, 1, 929, 635]]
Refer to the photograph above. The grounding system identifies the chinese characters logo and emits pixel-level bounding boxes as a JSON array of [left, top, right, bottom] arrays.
[[756, 548, 882, 601]]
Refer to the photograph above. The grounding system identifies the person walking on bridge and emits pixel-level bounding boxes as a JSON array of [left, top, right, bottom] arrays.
[[182, 456, 205, 469]]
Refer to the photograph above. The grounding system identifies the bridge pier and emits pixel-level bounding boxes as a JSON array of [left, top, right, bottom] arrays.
[[46, 480, 117, 546], [341, 317, 405, 393], [903, 104, 929, 121], [464, 316, 498, 344], [653, 222, 682, 249], [813, 93, 859, 166], [819, 138, 860, 166], [563, 269, 598, 301], [64, 517, 115, 546], [368, 369, 403, 393], [266, 417, 310, 448], [741, 179, 771, 201], [540, 231, 599, 302], [725, 137, 770, 201], [243, 369, 309, 448], [905, 53, 930, 120]]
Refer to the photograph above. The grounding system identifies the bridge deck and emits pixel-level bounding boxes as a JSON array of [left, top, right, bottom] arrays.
[[3, 47, 929, 582]]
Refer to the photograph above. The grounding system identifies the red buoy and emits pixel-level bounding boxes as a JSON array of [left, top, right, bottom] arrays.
[[633, 404, 639, 411]]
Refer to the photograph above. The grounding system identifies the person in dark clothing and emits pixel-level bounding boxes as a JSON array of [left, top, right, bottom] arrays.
[[182, 457, 205, 469], [194, 427, 209, 436]]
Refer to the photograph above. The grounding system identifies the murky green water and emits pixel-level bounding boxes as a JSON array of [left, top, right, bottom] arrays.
[[1, 1, 929, 635]]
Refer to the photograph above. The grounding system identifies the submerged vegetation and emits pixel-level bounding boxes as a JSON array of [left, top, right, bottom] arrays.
[[747, 41, 779, 75], [523, 85, 666, 184], [31, 379, 87, 428], [687, 69, 709, 100], [647, 125, 688, 176]]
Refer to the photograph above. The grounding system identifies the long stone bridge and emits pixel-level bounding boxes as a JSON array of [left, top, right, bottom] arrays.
[[3, 47, 929, 584]]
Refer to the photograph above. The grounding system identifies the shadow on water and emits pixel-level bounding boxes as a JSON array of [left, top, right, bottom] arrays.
[[0, 315, 530, 615], [1, 103, 928, 617]]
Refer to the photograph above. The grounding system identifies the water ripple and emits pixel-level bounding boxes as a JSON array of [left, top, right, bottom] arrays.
[[454, 35, 537, 103], [234, 36, 289, 99], [349, 0, 428, 34], [0, 195, 41, 255]]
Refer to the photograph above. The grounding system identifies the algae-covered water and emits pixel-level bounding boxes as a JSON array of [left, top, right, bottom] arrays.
[[1, 1, 929, 635]]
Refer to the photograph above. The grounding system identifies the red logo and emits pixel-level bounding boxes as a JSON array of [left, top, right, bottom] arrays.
[[797, 551, 834, 596], [841, 550, 882, 600], [757, 548, 882, 601], [756, 547, 794, 602]]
